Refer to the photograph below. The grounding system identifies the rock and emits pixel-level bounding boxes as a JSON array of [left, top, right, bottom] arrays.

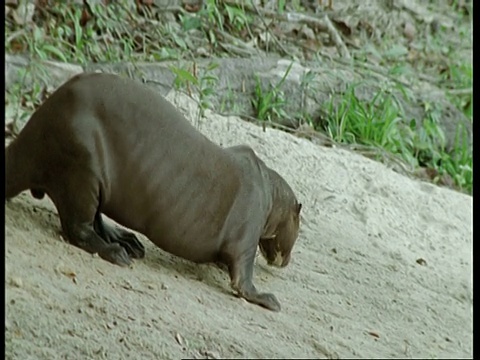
[[9, 276, 23, 288], [403, 22, 416, 41]]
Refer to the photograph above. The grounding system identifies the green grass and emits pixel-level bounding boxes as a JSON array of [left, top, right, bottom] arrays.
[[5, 2, 187, 63], [251, 62, 293, 123], [442, 62, 473, 120], [171, 62, 219, 122], [320, 84, 472, 193]]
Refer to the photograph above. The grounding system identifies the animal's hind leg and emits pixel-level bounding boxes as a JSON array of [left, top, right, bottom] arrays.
[[51, 175, 132, 267], [5, 144, 30, 200], [93, 211, 145, 259]]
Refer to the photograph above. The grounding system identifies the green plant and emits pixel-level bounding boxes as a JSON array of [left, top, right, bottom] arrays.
[[180, 1, 252, 46], [224, 4, 250, 31], [321, 84, 473, 193], [202, 0, 224, 45], [298, 70, 317, 127], [416, 106, 472, 192], [252, 76, 287, 122], [252, 62, 293, 122], [445, 124, 472, 191], [6, 63, 52, 135], [5, 2, 148, 64], [323, 85, 406, 151], [219, 86, 241, 114], [442, 62, 473, 120], [171, 62, 219, 123]]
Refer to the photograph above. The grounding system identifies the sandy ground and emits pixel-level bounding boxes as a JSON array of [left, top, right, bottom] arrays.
[[5, 91, 473, 359]]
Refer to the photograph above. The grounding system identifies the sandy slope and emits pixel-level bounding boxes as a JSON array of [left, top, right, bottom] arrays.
[[5, 91, 473, 359]]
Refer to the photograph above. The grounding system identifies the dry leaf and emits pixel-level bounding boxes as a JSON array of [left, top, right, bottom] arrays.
[[175, 332, 183, 346], [57, 265, 78, 284], [63, 270, 76, 278]]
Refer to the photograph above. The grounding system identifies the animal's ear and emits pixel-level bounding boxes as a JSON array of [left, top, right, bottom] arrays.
[[296, 203, 302, 215]]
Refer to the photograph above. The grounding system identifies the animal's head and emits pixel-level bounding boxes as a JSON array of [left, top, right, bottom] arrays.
[[259, 170, 302, 268]]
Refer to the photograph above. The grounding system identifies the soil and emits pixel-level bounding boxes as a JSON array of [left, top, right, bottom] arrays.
[[5, 91, 472, 359]]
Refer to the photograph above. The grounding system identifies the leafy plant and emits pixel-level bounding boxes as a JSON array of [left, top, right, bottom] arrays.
[[252, 62, 293, 123], [224, 4, 251, 31], [441, 62, 473, 120], [322, 85, 406, 150], [171, 62, 219, 122], [321, 84, 473, 193], [6, 63, 52, 135]]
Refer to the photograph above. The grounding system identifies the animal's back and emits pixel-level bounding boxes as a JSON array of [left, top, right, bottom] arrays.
[[5, 73, 243, 262], [5, 72, 215, 202]]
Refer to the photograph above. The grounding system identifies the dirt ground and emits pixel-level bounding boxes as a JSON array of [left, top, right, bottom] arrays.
[[5, 91, 472, 359]]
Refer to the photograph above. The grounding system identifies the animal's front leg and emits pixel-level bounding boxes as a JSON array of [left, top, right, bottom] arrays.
[[227, 246, 281, 312]]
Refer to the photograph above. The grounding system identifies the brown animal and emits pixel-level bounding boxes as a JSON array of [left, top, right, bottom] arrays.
[[5, 72, 302, 312]]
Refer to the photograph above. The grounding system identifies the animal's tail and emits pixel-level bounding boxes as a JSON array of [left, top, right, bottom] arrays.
[[5, 140, 32, 201]]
